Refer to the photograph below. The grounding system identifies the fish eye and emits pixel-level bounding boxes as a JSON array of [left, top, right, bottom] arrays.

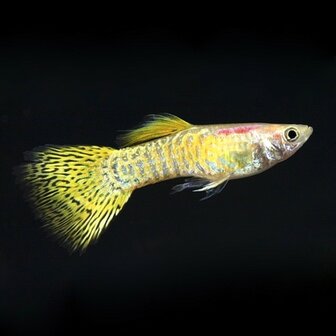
[[284, 127, 299, 142]]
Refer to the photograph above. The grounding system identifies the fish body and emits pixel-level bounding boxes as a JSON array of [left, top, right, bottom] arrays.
[[15, 115, 313, 251], [112, 120, 312, 190]]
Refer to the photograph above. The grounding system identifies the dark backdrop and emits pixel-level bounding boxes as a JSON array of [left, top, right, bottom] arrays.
[[1, 15, 336, 334]]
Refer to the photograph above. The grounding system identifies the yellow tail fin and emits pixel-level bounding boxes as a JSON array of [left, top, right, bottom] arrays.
[[15, 145, 132, 251]]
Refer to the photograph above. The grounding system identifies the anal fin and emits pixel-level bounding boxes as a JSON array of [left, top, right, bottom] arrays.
[[171, 175, 230, 200]]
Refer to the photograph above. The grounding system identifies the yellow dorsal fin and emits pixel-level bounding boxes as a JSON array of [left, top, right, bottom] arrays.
[[119, 114, 192, 147]]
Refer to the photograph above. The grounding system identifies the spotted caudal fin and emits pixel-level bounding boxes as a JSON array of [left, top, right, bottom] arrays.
[[14, 145, 132, 251], [119, 114, 192, 147]]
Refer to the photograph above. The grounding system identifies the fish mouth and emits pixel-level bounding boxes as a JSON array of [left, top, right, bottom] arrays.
[[306, 126, 313, 139], [299, 125, 313, 142], [295, 125, 313, 150]]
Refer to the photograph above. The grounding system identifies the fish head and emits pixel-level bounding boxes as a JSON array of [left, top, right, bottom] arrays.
[[262, 124, 313, 163]]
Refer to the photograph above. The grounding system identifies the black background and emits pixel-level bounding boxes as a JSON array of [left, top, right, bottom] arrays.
[[1, 11, 336, 334]]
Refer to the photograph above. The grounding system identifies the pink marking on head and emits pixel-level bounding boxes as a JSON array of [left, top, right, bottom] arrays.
[[217, 125, 259, 136]]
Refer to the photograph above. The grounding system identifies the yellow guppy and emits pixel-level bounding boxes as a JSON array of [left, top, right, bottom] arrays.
[[15, 114, 313, 251]]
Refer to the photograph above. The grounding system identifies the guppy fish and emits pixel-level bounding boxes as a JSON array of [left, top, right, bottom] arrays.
[[15, 114, 313, 251]]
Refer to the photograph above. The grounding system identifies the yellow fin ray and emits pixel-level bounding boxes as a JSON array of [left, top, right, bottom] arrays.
[[15, 145, 132, 251], [119, 114, 192, 147]]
